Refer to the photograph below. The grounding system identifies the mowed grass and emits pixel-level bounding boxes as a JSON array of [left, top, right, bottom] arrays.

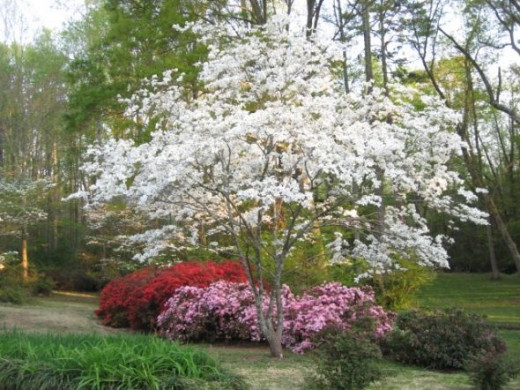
[[198, 346, 479, 390], [416, 272, 520, 326], [199, 342, 519, 390], [201, 344, 315, 390]]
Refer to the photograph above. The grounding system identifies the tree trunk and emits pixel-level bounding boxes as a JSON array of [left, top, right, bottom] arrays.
[[249, 0, 266, 25], [487, 196, 520, 273], [266, 327, 284, 358], [334, 0, 351, 93], [199, 220, 207, 246], [51, 141, 58, 251], [361, 0, 373, 84], [253, 293, 284, 358], [21, 227, 28, 280], [378, 5, 389, 94], [486, 222, 500, 280], [0, 125, 3, 167]]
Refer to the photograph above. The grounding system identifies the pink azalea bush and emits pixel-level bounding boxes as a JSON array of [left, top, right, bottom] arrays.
[[157, 281, 258, 342], [157, 281, 394, 353], [282, 282, 394, 352]]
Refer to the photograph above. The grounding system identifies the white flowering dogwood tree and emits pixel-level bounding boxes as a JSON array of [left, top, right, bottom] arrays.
[[80, 17, 487, 357], [0, 177, 50, 279]]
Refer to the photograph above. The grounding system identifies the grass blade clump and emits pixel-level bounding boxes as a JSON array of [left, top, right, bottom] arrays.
[[0, 330, 247, 389]]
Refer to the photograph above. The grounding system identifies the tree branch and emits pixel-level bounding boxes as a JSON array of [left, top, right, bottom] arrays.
[[439, 27, 520, 125]]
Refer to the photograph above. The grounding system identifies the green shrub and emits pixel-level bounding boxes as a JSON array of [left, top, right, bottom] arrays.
[[327, 259, 369, 286], [0, 285, 26, 304], [44, 268, 102, 292], [0, 263, 55, 302], [370, 259, 436, 311], [30, 274, 55, 296], [381, 309, 506, 370], [0, 331, 248, 390], [0, 264, 29, 304], [306, 324, 383, 390], [466, 348, 519, 390]]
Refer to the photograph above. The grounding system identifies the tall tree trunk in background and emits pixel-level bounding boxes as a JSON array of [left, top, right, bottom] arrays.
[[21, 226, 28, 280], [51, 141, 59, 251], [487, 221, 500, 280], [0, 127, 4, 167], [249, 0, 267, 24], [334, 0, 351, 93], [487, 196, 520, 273], [306, 0, 325, 37], [377, 0, 389, 93], [361, 0, 373, 84]]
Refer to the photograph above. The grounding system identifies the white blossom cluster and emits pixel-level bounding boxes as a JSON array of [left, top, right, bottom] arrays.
[[80, 18, 487, 273], [0, 178, 50, 232]]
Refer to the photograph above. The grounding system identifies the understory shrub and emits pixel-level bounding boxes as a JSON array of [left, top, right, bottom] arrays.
[[0, 262, 53, 304], [370, 259, 436, 311], [0, 284, 26, 304], [30, 274, 55, 296], [0, 330, 248, 390], [305, 324, 383, 390], [95, 260, 247, 331], [158, 281, 394, 353], [381, 309, 507, 370], [466, 347, 519, 390], [44, 268, 101, 292]]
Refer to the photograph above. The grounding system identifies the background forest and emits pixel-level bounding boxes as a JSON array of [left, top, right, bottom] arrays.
[[1, 0, 520, 292]]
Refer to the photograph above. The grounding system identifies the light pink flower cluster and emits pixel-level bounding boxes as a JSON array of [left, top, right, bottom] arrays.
[[282, 282, 394, 353], [157, 281, 393, 353]]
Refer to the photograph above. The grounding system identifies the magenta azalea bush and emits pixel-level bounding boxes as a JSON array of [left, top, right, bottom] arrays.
[[157, 281, 394, 353]]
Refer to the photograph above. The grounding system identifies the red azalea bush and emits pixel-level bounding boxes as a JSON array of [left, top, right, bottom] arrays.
[[95, 261, 247, 331], [157, 281, 394, 353], [95, 267, 158, 328]]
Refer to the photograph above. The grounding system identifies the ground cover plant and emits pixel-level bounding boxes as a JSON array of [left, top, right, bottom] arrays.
[[0, 330, 247, 390], [158, 281, 393, 353], [95, 260, 247, 331]]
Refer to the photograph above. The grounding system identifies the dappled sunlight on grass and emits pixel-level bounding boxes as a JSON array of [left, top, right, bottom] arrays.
[[53, 290, 99, 299]]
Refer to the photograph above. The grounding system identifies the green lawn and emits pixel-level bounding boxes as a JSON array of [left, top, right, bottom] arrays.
[[200, 342, 519, 390], [416, 272, 520, 326]]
